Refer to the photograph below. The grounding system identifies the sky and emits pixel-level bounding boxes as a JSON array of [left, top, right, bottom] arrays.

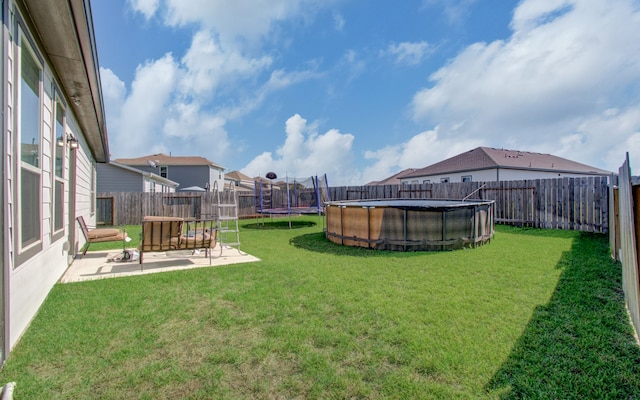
[[91, 0, 640, 185]]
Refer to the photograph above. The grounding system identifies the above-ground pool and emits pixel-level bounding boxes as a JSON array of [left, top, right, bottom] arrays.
[[325, 199, 495, 251]]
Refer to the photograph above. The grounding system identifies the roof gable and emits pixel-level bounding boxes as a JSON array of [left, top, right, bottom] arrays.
[[226, 170, 253, 182], [366, 168, 419, 185]]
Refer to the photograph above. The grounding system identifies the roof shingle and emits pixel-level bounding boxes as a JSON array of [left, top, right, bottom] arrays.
[[403, 147, 610, 178], [113, 153, 224, 169]]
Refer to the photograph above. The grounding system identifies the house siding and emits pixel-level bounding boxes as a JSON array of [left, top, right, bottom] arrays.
[[403, 168, 608, 184], [168, 165, 209, 190], [97, 163, 177, 193], [97, 163, 143, 192], [5, 0, 98, 352], [210, 167, 224, 192], [121, 162, 224, 192]]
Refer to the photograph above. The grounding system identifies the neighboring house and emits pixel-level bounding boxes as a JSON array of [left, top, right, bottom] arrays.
[[97, 162, 179, 193], [114, 153, 225, 192], [2, 0, 109, 361], [225, 170, 255, 192], [366, 168, 418, 186], [400, 147, 611, 184]]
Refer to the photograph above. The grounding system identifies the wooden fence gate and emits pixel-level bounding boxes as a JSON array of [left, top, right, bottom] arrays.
[[96, 197, 113, 226]]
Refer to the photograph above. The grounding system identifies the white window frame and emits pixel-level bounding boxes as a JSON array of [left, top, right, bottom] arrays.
[[91, 161, 96, 215], [52, 90, 66, 240], [15, 20, 45, 264]]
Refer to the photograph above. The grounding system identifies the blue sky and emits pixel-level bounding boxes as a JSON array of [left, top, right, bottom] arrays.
[[92, 0, 640, 185]]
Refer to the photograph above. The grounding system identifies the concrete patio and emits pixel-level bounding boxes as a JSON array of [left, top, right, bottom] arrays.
[[60, 245, 260, 283]]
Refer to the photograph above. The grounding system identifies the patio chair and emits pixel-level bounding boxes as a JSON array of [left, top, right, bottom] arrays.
[[77, 216, 127, 256]]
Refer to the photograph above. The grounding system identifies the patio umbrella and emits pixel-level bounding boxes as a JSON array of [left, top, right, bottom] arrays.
[[180, 186, 207, 191]]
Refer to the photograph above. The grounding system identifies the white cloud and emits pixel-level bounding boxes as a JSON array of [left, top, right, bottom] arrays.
[[107, 1, 327, 165], [160, 101, 231, 161], [102, 54, 180, 158], [410, 0, 640, 171], [384, 41, 431, 66], [572, 106, 640, 172], [100, 67, 126, 123], [219, 67, 322, 121], [179, 30, 272, 97], [102, 31, 319, 164], [423, 0, 477, 24], [333, 13, 345, 31], [242, 114, 359, 184], [159, 0, 333, 49], [362, 127, 484, 183], [340, 50, 366, 81], [127, 0, 159, 20], [511, 0, 573, 33]]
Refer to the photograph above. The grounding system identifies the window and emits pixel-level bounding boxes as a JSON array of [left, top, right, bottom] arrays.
[[91, 162, 96, 214], [440, 177, 450, 183], [53, 96, 65, 233], [159, 166, 168, 178], [461, 175, 472, 183], [149, 181, 155, 192], [422, 180, 430, 184], [19, 30, 42, 248]]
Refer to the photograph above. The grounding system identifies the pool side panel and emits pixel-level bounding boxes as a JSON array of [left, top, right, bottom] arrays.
[[325, 200, 495, 251]]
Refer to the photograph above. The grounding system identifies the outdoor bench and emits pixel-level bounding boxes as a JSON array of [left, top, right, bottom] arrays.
[[139, 216, 217, 265]]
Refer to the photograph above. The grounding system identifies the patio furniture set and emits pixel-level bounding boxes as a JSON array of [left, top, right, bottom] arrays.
[[77, 216, 218, 266]]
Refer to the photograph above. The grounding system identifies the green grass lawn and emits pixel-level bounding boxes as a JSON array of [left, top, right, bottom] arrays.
[[2, 216, 639, 399]]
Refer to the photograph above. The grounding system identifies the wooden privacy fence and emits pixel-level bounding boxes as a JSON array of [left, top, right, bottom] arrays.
[[330, 176, 610, 233], [609, 154, 640, 338], [99, 176, 609, 232], [97, 192, 257, 226]]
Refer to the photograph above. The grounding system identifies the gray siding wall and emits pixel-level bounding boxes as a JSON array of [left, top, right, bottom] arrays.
[[170, 166, 210, 190], [97, 164, 142, 192], [130, 165, 214, 191]]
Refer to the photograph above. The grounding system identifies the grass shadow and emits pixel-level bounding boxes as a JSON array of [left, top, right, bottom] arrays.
[[289, 231, 462, 258], [486, 232, 640, 398], [288, 224, 575, 258], [244, 220, 317, 230]]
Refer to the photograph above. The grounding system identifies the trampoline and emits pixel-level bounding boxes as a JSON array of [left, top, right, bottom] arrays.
[[254, 174, 330, 224], [325, 198, 494, 251]]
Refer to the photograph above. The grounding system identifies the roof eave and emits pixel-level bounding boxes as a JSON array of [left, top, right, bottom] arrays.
[[20, 0, 109, 162]]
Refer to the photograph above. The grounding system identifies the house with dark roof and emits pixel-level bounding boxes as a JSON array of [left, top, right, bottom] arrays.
[[400, 147, 611, 184], [114, 153, 225, 192], [97, 162, 179, 193]]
